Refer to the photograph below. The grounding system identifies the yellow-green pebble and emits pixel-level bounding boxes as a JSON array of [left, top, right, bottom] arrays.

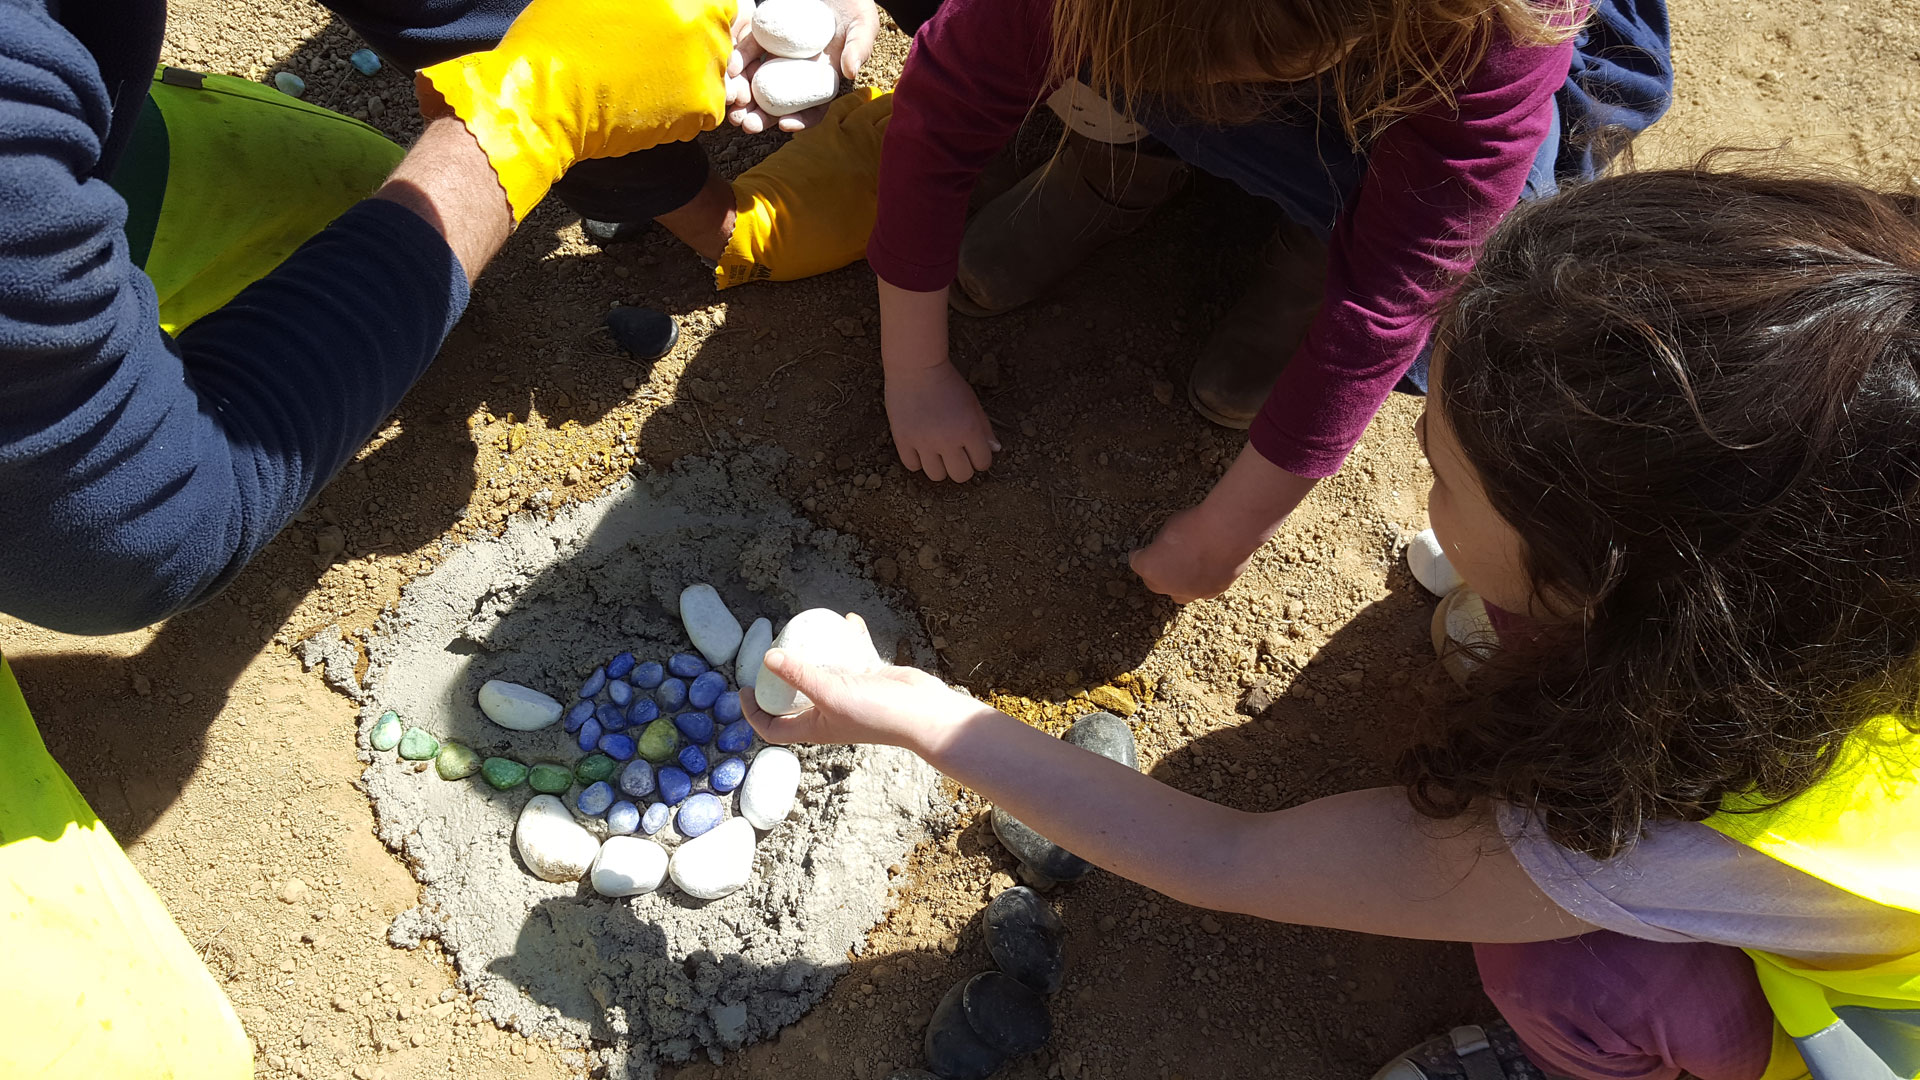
[[528, 763, 573, 794], [575, 753, 618, 784], [637, 717, 678, 763], [435, 743, 482, 780], [369, 711, 402, 752], [481, 757, 528, 790], [397, 727, 439, 760]]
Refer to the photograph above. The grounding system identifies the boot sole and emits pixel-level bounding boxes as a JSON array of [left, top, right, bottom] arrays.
[[1185, 379, 1255, 430]]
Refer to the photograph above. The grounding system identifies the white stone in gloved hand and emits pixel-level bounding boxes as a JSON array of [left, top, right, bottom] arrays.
[[751, 608, 880, 715], [515, 795, 599, 882], [750, 56, 838, 118], [750, 0, 835, 59], [739, 745, 801, 830], [478, 679, 564, 731], [735, 617, 774, 688], [591, 836, 670, 897], [680, 583, 744, 666], [669, 816, 757, 899], [1406, 527, 1463, 596]]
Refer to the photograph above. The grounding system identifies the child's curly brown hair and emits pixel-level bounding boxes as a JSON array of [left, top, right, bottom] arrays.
[[1400, 163, 1920, 858]]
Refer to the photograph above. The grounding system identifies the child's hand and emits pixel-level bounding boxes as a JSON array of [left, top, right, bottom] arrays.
[[742, 643, 985, 753], [1130, 504, 1256, 603], [885, 361, 999, 482]]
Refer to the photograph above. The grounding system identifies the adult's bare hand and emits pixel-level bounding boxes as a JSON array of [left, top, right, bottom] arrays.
[[726, 0, 881, 133]]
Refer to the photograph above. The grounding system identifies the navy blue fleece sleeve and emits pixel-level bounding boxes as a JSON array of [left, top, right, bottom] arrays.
[[0, 1, 468, 634]]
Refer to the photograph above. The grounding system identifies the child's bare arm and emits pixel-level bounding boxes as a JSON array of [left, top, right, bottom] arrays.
[[879, 279, 999, 482], [748, 649, 1596, 943]]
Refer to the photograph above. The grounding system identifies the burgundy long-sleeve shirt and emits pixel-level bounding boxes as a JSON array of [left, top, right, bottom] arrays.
[[867, 0, 1573, 477]]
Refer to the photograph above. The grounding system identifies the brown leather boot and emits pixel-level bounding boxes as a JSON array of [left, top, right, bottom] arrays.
[[951, 132, 1188, 316], [1186, 219, 1329, 428]]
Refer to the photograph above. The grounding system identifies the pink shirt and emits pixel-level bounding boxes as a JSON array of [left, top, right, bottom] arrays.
[[868, 0, 1574, 477]]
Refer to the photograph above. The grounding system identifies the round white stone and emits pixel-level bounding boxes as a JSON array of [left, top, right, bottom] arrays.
[[735, 617, 774, 688], [680, 583, 744, 667], [739, 746, 801, 830], [590, 836, 670, 897], [750, 0, 835, 59], [752, 608, 879, 715], [668, 817, 757, 899], [750, 56, 838, 118], [515, 795, 599, 882], [477, 679, 564, 731], [1405, 527, 1463, 596]]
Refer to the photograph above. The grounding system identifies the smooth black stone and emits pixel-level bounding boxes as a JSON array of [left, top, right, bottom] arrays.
[[990, 806, 1093, 884], [925, 978, 1007, 1080], [1063, 711, 1138, 770], [961, 971, 1052, 1057], [581, 218, 648, 245], [605, 306, 679, 361], [983, 886, 1066, 994]]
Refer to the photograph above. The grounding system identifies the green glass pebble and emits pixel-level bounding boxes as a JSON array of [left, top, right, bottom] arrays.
[[575, 753, 618, 784], [528, 763, 573, 794], [369, 711, 402, 752], [397, 727, 440, 760], [637, 717, 679, 763], [481, 757, 528, 790], [435, 743, 482, 780]]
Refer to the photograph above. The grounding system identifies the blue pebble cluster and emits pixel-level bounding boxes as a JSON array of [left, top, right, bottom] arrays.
[[558, 643, 763, 840]]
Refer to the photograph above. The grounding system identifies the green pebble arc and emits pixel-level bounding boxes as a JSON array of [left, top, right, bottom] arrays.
[[397, 727, 440, 760], [575, 753, 618, 784], [369, 711, 402, 752], [435, 743, 482, 780], [481, 757, 529, 790], [637, 718, 679, 763], [528, 763, 573, 794]]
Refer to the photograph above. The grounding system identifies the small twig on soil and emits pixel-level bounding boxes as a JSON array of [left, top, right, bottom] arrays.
[[813, 380, 854, 418], [689, 403, 717, 452]]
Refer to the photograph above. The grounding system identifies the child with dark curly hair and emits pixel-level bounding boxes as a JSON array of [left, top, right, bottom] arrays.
[[747, 165, 1920, 1080]]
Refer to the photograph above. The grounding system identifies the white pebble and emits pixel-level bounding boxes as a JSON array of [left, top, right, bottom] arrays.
[[668, 817, 757, 899], [1406, 527, 1463, 596], [735, 617, 774, 688], [681, 584, 744, 667], [477, 679, 564, 731], [739, 746, 801, 830], [751, 0, 835, 58], [750, 56, 838, 118], [752, 608, 879, 716], [590, 836, 670, 897], [515, 795, 599, 882]]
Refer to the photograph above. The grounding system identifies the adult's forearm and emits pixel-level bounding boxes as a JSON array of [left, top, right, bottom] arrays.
[[375, 117, 513, 284]]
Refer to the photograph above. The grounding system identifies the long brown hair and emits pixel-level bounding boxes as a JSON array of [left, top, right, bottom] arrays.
[[1400, 163, 1920, 858], [1048, 0, 1577, 141]]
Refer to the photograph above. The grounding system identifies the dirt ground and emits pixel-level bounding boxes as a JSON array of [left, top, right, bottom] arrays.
[[7, 2, 1920, 1078]]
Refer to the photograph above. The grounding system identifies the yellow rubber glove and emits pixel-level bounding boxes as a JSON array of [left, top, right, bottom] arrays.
[[717, 88, 891, 289], [420, 0, 737, 221]]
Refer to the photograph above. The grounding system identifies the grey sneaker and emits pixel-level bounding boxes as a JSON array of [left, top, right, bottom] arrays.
[[1372, 1022, 1565, 1080]]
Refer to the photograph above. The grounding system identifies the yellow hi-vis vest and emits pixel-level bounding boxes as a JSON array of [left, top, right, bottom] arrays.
[[1705, 715, 1920, 1080]]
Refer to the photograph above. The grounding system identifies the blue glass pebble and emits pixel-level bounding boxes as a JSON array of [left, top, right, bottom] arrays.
[[577, 781, 615, 816], [627, 699, 660, 727], [678, 744, 709, 776], [656, 678, 688, 711], [668, 652, 709, 678], [716, 719, 754, 754], [606, 651, 636, 680], [564, 699, 595, 734], [579, 667, 608, 699], [618, 758, 656, 798], [631, 661, 665, 689], [606, 800, 640, 835], [658, 767, 692, 806], [713, 690, 743, 724], [673, 710, 715, 744], [599, 733, 637, 761], [577, 716, 604, 752], [348, 48, 381, 75], [607, 680, 634, 707], [641, 801, 671, 835], [689, 670, 727, 710], [272, 71, 306, 97], [596, 702, 628, 733], [710, 756, 746, 793], [676, 793, 724, 838]]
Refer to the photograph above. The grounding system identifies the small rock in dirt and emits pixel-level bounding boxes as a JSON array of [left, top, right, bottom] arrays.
[[1104, 579, 1127, 599], [681, 584, 744, 666], [917, 545, 939, 570], [832, 316, 862, 338], [591, 836, 669, 897], [962, 971, 1052, 1056], [369, 710, 402, 751], [658, 766, 693, 806], [739, 746, 801, 829], [925, 978, 1009, 1080], [477, 680, 563, 731], [606, 800, 641, 835], [1151, 379, 1174, 405], [606, 307, 679, 361], [669, 816, 756, 898], [984, 887, 1066, 994], [1084, 685, 1137, 717], [1063, 711, 1138, 770], [710, 756, 747, 792], [638, 717, 680, 762], [397, 727, 439, 761], [272, 71, 305, 97], [131, 672, 152, 697], [677, 792, 725, 838], [349, 48, 382, 75], [1199, 913, 1223, 934], [515, 795, 599, 882], [577, 781, 615, 816], [482, 757, 528, 790], [527, 762, 572, 794], [711, 1001, 752, 1049], [876, 557, 900, 584], [1240, 680, 1281, 717], [434, 742, 482, 780], [735, 617, 774, 689], [278, 878, 310, 904]]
